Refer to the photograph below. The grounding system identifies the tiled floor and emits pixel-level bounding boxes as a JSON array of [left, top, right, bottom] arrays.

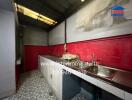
[[3, 70, 88, 100], [3, 70, 57, 100]]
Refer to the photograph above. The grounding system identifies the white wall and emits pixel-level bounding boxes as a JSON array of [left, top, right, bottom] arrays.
[[23, 26, 48, 46], [0, 9, 16, 98], [49, 21, 65, 45]]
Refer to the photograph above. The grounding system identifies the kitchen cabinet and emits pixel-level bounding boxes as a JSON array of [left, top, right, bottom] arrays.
[[99, 89, 124, 100], [63, 70, 81, 100], [125, 92, 132, 100], [51, 62, 63, 100], [39, 56, 48, 81], [39, 56, 132, 100], [97, 80, 124, 99], [39, 56, 62, 100]]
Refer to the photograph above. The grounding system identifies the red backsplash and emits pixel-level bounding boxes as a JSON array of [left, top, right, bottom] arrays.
[[24, 45, 49, 72], [24, 35, 132, 71], [49, 35, 132, 71], [48, 44, 64, 57]]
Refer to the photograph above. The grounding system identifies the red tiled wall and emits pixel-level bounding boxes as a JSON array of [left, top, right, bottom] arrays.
[[49, 35, 132, 71], [24, 45, 49, 72], [24, 35, 132, 71], [48, 44, 64, 57]]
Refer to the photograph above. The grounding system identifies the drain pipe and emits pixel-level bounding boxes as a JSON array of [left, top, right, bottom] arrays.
[[47, 31, 49, 46], [64, 19, 67, 53]]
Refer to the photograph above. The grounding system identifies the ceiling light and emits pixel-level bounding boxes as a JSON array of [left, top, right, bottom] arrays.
[[81, 0, 85, 2], [14, 3, 57, 25]]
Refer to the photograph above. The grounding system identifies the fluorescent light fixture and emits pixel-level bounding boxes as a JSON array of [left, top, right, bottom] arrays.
[[14, 3, 57, 25]]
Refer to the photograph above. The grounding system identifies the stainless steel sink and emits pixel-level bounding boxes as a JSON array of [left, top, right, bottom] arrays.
[[86, 66, 117, 78], [60, 58, 117, 78]]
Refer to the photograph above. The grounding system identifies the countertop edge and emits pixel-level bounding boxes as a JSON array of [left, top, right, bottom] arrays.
[[40, 55, 132, 94]]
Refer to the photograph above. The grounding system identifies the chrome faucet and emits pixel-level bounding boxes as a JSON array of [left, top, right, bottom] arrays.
[[91, 53, 97, 67]]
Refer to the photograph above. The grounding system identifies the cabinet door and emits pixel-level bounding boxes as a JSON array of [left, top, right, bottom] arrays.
[[100, 89, 124, 100], [97, 80, 125, 99], [46, 61, 52, 86], [125, 92, 132, 100], [39, 56, 44, 71], [39, 57, 44, 75], [51, 62, 62, 100], [38, 56, 41, 69], [39, 57, 47, 79], [43, 62, 48, 80]]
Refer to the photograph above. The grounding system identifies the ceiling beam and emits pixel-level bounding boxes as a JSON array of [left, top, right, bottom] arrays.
[[15, 0, 63, 20], [38, 0, 66, 24], [16, 0, 91, 32], [48, 0, 91, 32]]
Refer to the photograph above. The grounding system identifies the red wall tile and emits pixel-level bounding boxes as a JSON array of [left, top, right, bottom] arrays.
[[48, 44, 64, 57], [24, 45, 49, 72], [24, 35, 132, 71], [49, 35, 132, 71]]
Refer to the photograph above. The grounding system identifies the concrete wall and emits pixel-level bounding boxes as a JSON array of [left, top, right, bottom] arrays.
[[23, 26, 48, 71], [23, 26, 48, 46], [66, 13, 132, 43], [48, 1, 132, 71], [0, 9, 16, 98], [0, 0, 14, 11], [49, 21, 65, 45], [49, 2, 132, 45], [16, 26, 22, 59]]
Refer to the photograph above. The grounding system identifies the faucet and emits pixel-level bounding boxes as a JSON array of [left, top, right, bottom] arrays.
[[91, 53, 98, 67]]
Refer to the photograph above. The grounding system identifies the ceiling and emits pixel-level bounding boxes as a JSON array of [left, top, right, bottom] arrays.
[[15, 0, 90, 31]]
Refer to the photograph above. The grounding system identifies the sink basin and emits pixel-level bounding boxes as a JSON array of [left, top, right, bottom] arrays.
[[60, 58, 117, 78], [86, 66, 117, 78]]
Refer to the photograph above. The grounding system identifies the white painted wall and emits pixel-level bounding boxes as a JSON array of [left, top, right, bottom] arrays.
[[0, 9, 16, 98], [49, 21, 65, 45], [23, 26, 48, 46]]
